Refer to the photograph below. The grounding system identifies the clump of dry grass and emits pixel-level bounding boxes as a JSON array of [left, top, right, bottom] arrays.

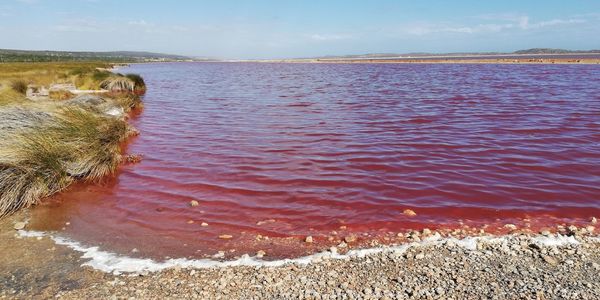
[[125, 74, 146, 92], [100, 76, 135, 92], [0, 105, 137, 217], [105, 92, 143, 112], [0, 62, 145, 217], [100, 74, 146, 93], [0, 87, 27, 106], [10, 80, 28, 95]]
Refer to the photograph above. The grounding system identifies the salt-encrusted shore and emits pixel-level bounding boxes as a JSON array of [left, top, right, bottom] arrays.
[[1, 211, 599, 299]]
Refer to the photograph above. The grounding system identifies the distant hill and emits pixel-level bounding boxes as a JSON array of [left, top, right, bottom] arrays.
[[0, 49, 196, 63], [513, 48, 600, 54]]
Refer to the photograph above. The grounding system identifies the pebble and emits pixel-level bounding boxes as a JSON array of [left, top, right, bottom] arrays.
[[13, 222, 26, 230], [403, 209, 417, 217], [305, 236, 314, 243], [344, 236, 357, 243], [201, 222, 209, 227], [504, 224, 517, 230], [256, 250, 266, 258], [219, 235, 233, 240], [592, 217, 597, 224], [256, 219, 275, 226], [542, 255, 558, 266], [189, 200, 200, 207]]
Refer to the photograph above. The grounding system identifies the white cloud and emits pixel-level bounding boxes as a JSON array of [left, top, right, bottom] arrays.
[[400, 15, 588, 36], [128, 20, 149, 26], [527, 18, 585, 29], [309, 34, 353, 41], [53, 18, 103, 32]]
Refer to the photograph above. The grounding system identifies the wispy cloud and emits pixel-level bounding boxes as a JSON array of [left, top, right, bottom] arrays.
[[128, 20, 148, 26], [53, 18, 104, 32], [309, 33, 353, 41], [401, 15, 589, 36]]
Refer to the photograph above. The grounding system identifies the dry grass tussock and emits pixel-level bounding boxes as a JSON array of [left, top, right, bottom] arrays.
[[100, 74, 146, 93], [0, 104, 138, 217], [0, 62, 143, 217]]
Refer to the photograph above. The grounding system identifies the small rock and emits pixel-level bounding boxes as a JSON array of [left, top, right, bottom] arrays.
[[403, 209, 417, 217], [201, 222, 209, 227], [344, 236, 357, 243], [592, 217, 597, 224], [305, 236, 314, 243], [542, 255, 558, 266], [504, 224, 517, 230], [13, 222, 26, 230], [256, 219, 275, 226], [219, 235, 233, 240], [415, 253, 425, 260], [422, 228, 431, 235], [189, 200, 200, 207], [256, 250, 266, 258], [187, 220, 195, 224]]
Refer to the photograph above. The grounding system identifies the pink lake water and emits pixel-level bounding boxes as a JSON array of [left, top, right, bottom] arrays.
[[31, 63, 600, 259]]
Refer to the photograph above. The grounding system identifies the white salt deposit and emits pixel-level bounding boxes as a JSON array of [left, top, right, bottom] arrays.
[[17, 230, 591, 275]]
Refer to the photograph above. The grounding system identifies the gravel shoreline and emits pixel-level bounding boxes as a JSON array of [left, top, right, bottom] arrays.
[[1, 212, 599, 299]]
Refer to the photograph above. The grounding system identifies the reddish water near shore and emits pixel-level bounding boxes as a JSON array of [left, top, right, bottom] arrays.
[[31, 63, 600, 259]]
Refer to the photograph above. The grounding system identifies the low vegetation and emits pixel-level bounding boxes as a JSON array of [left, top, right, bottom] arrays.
[[10, 80, 27, 95], [0, 62, 144, 217]]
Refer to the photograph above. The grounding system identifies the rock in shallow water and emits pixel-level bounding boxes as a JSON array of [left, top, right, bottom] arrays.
[[13, 222, 26, 230]]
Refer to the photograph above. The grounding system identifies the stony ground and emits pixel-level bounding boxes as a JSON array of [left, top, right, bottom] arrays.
[[1, 211, 599, 299]]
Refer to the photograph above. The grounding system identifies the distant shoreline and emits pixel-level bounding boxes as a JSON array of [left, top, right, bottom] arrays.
[[241, 53, 600, 64]]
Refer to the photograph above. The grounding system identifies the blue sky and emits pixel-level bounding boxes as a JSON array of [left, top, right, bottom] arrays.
[[1, 0, 599, 59]]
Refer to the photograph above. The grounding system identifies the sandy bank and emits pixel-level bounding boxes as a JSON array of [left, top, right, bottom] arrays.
[[1, 211, 599, 299]]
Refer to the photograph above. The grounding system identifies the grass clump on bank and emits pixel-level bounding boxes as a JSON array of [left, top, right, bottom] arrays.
[[100, 73, 146, 93], [10, 80, 27, 94], [0, 62, 143, 217]]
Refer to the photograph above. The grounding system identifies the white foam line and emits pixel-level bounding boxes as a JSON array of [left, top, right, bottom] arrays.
[[16, 230, 585, 275], [532, 235, 580, 247], [17, 230, 45, 238]]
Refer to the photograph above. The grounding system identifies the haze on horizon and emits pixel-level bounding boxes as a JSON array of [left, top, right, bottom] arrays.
[[1, 0, 599, 59]]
